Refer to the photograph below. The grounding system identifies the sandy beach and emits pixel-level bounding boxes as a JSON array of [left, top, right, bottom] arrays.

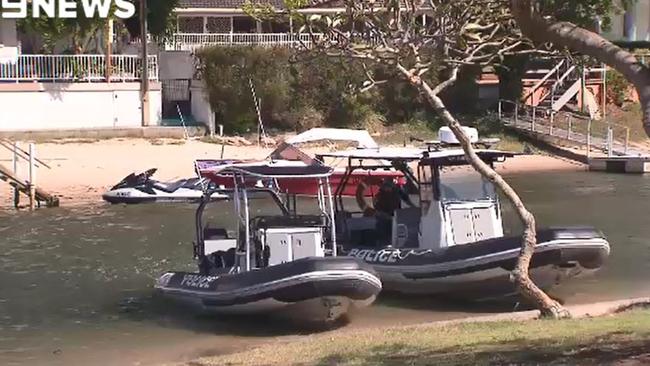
[[0, 138, 586, 208]]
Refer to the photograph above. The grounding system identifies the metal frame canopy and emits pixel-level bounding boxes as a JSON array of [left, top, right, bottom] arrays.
[[285, 128, 379, 149], [194, 159, 339, 275], [197, 159, 334, 179], [317, 147, 517, 165], [316, 147, 427, 162], [419, 149, 518, 167]]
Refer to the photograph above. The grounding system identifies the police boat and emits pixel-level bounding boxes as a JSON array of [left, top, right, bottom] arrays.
[[317, 140, 610, 301], [155, 160, 382, 323]]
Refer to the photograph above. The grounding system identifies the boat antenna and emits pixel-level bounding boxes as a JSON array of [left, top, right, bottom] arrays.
[[249, 77, 270, 148]]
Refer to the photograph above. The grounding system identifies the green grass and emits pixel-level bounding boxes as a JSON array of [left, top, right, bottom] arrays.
[[192, 308, 650, 366], [607, 103, 648, 142]]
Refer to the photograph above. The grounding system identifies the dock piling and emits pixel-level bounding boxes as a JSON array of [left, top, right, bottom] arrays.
[[12, 142, 19, 208], [28, 143, 36, 210]]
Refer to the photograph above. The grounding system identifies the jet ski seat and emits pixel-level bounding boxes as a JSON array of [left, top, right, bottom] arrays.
[[153, 180, 189, 193]]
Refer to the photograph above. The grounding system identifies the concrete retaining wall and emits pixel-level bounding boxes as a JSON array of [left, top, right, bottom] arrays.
[[0, 82, 162, 131]]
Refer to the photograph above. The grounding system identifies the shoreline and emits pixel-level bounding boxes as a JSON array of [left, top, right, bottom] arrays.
[[0, 139, 586, 209], [179, 297, 650, 366]]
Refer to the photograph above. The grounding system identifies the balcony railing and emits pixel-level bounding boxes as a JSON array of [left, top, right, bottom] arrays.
[[0, 55, 159, 82], [168, 32, 387, 52], [167, 33, 323, 50]]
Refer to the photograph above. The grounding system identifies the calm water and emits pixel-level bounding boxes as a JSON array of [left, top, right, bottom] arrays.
[[1, 171, 650, 365]]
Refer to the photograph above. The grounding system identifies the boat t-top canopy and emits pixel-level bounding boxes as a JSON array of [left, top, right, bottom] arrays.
[[317, 147, 427, 161], [420, 149, 517, 166], [198, 159, 334, 179], [317, 148, 516, 166], [285, 128, 379, 149]]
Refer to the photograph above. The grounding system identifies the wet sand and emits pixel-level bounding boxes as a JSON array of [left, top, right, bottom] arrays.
[[0, 138, 585, 208]]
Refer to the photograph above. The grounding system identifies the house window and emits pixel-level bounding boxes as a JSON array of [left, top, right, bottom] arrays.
[[260, 20, 289, 33], [207, 17, 232, 33], [233, 17, 257, 33], [178, 17, 204, 33]]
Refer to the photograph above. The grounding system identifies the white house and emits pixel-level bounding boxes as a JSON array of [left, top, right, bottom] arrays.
[[0, 19, 19, 61], [602, 0, 650, 43]]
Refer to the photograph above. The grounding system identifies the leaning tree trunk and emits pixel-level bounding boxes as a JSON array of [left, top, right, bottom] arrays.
[[399, 65, 570, 318], [510, 0, 650, 137]]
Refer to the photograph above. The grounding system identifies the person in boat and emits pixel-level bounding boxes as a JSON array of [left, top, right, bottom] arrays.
[[365, 178, 415, 243]]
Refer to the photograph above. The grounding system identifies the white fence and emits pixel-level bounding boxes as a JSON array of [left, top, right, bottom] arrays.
[[0, 55, 159, 82], [167, 33, 322, 50]]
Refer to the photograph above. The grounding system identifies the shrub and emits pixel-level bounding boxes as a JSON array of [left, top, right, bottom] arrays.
[[196, 46, 293, 133], [195, 46, 468, 133], [606, 69, 630, 106]]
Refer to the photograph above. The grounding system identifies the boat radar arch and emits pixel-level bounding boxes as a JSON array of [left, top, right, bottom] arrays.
[[438, 126, 479, 144]]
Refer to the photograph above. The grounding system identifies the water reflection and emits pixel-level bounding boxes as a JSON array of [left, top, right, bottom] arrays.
[[0, 170, 649, 365]]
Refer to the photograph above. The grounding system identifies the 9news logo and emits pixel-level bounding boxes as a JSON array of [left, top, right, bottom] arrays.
[[1, 0, 136, 19]]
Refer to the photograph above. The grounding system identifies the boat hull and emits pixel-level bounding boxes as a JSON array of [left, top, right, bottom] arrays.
[[344, 227, 610, 300], [155, 257, 382, 323]]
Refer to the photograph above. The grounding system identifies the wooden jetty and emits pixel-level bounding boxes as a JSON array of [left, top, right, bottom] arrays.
[[0, 140, 59, 208]]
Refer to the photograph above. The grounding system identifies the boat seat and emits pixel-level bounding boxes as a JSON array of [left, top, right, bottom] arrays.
[[204, 248, 236, 272], [392, 207, 421, 248], [253, 215, 326, 229], [204, 227, 229, 240], [345, 216, 379, 248]]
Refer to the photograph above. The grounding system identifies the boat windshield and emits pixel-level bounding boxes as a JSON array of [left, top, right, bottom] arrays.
[[439, 166, 497, 202]]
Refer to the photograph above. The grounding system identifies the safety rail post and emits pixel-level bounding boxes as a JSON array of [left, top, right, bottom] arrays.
[[514, 102, 519, 126], [607, 125, 613, 157], [28, 143, 36, 210], [587, 118, 592, 158], [549, 111, 554, 136], [498, 100, 502, 121], [12, 142, 19, 208], [532, 106, 536, 132]]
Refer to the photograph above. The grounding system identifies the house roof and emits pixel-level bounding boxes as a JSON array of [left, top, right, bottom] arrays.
[[177, 0, 340, 10], [178, 0, 286, 9]]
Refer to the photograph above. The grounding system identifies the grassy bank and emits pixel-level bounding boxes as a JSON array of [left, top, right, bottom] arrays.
[[192, 308, 650, 366]]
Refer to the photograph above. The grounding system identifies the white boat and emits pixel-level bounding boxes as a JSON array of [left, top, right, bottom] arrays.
[[312, 133, 611, 300]]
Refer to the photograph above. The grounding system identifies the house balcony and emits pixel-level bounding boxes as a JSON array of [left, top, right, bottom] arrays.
[[165, 32, 322, 51], [0, 54, 159, 83]]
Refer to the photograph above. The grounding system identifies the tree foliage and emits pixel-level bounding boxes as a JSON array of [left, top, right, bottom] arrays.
[[17, 0, 109, 53], [195, 46, 440, 133], [535, 0, 633, 30], [14, 0, 178, 53], [122, 0, 179, 41]]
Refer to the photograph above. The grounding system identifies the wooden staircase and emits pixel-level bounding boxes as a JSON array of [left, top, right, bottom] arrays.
[[0, 139, 59, 208], [522, 58, 605, 119]]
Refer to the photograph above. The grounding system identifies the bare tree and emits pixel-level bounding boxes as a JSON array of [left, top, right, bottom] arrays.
[[272, 0, 569, 317], [510, 0, 650, 137]]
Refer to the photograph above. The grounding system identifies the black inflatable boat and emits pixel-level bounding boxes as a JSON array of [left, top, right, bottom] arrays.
[[156, 256, 381, 320], [345, 227, 609, 299], [155, 161, 382, 323]]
